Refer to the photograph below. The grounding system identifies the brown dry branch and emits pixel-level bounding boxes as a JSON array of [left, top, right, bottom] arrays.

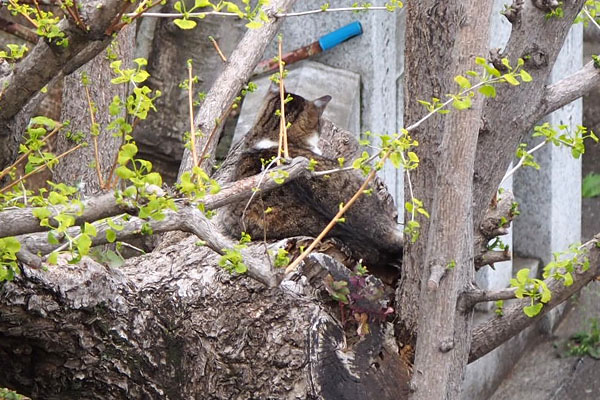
[[83, 84, 105, 188], [209, 36, 228, 63], [0, 17, 38, 43], [0, 157, 309, 239], [277, 35, 289, 162], [188, 61, 199, 168], [469, 235, 600, 363], [0, 143, 83, 194]]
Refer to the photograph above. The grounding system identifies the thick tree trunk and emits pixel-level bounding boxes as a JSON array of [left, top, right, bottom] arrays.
[[0, 237, 410, 399], [399, 2, 492, 399], [396, 1, 467, 341], [473, 1, 586, 224], [52, 24, 135, 195]]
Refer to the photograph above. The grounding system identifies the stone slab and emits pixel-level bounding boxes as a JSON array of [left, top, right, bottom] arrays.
[[514, 24, 583, 265], [233, 61, 360, 145]]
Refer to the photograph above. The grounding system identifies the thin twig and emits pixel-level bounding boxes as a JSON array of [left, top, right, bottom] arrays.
[[584, 7, 600, 33], [208, 36, 227, 63], [465, 287, 517, 306], [197, 103, 234, 167], [57, 0, 87, 31], [109, 0, 165, 33], [405, 80, 491, 133], [188, 62, 198, 168], [9, 0, 39, 28], [104, 0, 133, 35], [312, 153, 379, 176], [275, 6, 393, 17], [32, 0, 43, 19], [0, 126, 61, 181], [0, 144, 83, 194], [83, 85, 105, 188], [284, 149, 392, 274], [241, 155, 282, 232], [500, 139, 546, 186], [277, 35, 289, 163], [105, 117, 140, 190], [126, 7, 394, 19]]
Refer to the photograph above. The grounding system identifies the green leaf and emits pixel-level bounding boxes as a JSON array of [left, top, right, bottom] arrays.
[[174, 19, 197, 30], [116, 166, 135, 180], [503, 74, 520, 86], [83, 222, 97, 237], [452, 96, 472, 110], [524, 302, 543, 317], [106, 229, 117, 243], [389, 152, 402, 169], [516, 268, 530, 283], [408, 151, 419, 163], [582, 173, 600, 198], [478, 84, 497, 98], [31, 116, 59, 128], [47, 251, 58, 264], [1, 237, 21, 253], [454, 75, 471, 89], [118, 143, 138, 165], [32, 207, 52, 221], [76, 233, 92, 255], [519, 69, 533, 82], [246, 20, 263, 29], [563, 272, 574, 287]]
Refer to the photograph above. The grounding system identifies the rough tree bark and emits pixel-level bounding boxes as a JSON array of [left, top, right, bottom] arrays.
[[407, 2, 493, 398], [2, 1, 600, 399], [0, 0, 136, 170], [52, 24, 135, 195], [400, 1, 593, 399]]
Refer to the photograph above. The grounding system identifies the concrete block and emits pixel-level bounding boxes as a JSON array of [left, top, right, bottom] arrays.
[[233, 61, 360, 145], [514, 24, 583, 265]]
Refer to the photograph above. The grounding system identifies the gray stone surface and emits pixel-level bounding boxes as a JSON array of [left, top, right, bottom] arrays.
[[514, 24, 583, 265], [233, 61, 361, 145]]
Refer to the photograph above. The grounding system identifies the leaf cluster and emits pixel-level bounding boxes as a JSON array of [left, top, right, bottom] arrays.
[[7, 0, 68, 46]]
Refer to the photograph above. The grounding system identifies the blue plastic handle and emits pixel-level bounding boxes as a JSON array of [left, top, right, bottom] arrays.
[[318, 21, 363, 51]]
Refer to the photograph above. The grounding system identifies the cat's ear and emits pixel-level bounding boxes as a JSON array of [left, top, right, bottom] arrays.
[[313, 95, 332, 114]]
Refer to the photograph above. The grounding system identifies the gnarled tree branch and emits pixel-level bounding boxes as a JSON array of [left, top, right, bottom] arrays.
[[0, 157, 309, 238], [536, 60, 600, 119], [469, 235, 600, 363]]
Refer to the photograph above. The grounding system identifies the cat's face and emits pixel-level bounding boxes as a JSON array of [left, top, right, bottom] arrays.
[[247, 84, 331, 154]]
